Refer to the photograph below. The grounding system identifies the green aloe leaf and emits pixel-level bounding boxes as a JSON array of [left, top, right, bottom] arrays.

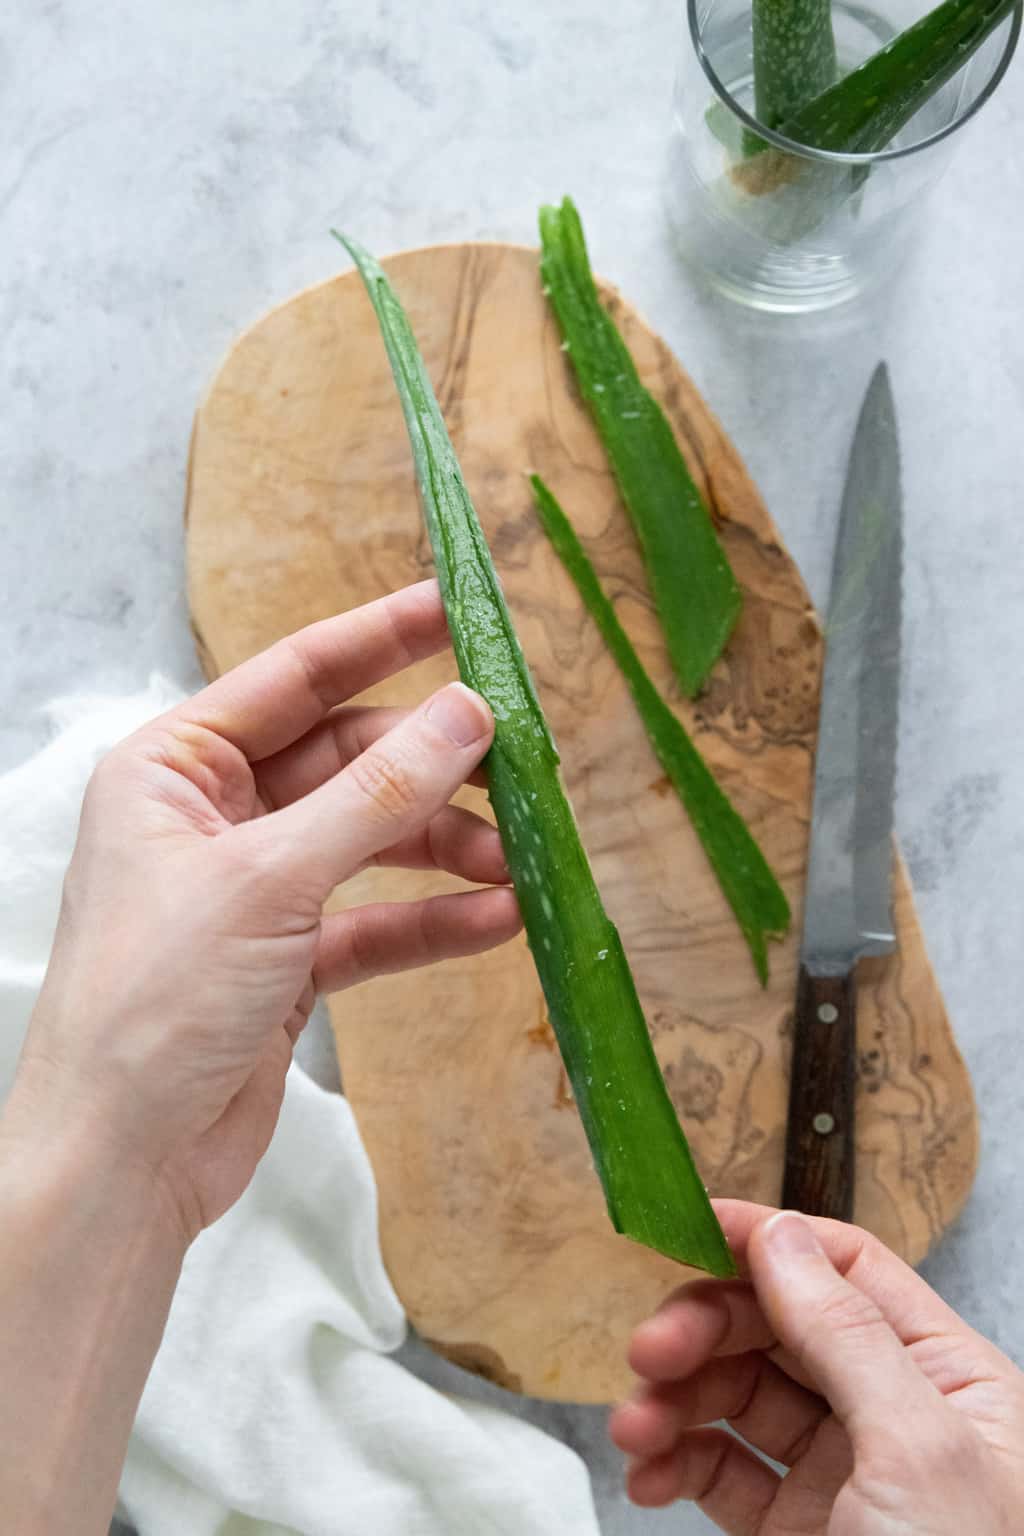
[[763, 0, 1015, 154], [531, 473, 791, 985], [753, 0, 839, 134], [336, 230, 736, 1278], [538, 197, 741, 699]]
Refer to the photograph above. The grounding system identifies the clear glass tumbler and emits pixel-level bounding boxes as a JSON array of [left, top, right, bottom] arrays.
[[667, 0, 1021, 311]]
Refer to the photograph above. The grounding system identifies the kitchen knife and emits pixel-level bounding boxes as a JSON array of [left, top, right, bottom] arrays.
[[781, 362, 902, 1221]]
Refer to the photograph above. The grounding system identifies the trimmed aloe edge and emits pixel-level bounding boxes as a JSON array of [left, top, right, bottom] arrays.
[[530, 474, 791, 985], [334, 231, 736, 1279], [538, 197, 741, 699], [753, 0, 838, 133], [753, 0, 1015, 156]]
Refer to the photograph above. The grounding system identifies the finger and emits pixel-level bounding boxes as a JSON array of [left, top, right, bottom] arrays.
[[628, 1275, 823, 1400], [174, 579, 449, 760], [770, 1417, 854, 1526], [260, 682, 495, 889], [629, 1279, 775, 1383], [627, 1428, 779, 1532], [629, 1199, 999, 1413], [255, 704, 488, 810], [748, 1211, 944, 1437], [314, 886, 522, 993], [611, 1352, 828, 1467], [369, 805, 509, 886], [714, 1199, 968, 1344]]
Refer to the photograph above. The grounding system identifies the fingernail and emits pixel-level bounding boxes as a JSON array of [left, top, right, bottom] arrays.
[[426, 683, 491, 747], [762, 1211, 823, 1259]]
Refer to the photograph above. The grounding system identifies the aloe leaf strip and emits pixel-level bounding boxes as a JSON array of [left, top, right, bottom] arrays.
[[760, 0, 1015, 155], [335, 231, 736, 1279], [538, 197, 741, 700], [530, 474, 791, 986]]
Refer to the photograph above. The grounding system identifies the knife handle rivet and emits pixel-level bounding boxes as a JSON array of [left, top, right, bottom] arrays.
[[813, 1112, 836, 1135], [817, 1003, 839, 1024]]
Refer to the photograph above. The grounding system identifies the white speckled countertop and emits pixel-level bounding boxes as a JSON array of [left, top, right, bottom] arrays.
[[3, 3, 1022, 1532]]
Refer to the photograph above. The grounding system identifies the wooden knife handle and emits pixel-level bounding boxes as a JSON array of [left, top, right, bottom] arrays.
[[781, 966, 857, 1221]]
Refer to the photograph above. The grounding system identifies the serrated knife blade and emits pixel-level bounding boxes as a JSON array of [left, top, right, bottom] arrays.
[[781, 363, 902, 1221]]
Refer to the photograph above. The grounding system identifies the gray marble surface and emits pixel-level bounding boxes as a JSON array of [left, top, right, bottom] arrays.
[[2, 2, 1022, 1532]]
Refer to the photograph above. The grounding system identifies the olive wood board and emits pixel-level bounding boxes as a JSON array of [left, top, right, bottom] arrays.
[[186, 241, 977, 1404]]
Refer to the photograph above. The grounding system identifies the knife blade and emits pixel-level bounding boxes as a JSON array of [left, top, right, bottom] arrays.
[[781, 362, 902, 1221]]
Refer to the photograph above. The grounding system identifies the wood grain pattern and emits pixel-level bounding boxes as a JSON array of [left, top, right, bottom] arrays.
[[185, 242, 978, 1404]]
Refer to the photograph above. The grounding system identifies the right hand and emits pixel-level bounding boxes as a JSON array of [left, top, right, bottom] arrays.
[[610, 1200, 1024, 1534]]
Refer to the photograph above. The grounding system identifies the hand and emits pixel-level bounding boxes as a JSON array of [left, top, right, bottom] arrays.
[[610, 1200, 1024, 1534], [5, 579, 521, 1243]]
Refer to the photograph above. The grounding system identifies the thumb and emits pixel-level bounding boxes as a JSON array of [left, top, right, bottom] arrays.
[[255, 681, 495, 892], [748, 1211, 942, 1439]]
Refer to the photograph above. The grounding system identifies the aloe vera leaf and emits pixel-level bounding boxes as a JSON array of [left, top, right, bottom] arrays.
[[777, 0, 1014, 153], [531, 474, 791, 985], [538, 197, 741, 699], [335, 231, 736, 1279], [753, 0, 839, 132]]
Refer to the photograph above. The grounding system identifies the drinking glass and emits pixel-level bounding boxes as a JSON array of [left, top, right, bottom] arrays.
[[667, 0, 1021, 311]]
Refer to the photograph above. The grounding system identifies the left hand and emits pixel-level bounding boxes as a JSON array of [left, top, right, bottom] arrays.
[[4, 578, 521, 1243]]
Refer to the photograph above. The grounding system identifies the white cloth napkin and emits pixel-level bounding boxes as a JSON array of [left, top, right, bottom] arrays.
[[0, 680, 601, 1536]]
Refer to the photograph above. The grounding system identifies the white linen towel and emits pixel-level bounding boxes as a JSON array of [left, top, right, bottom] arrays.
[[0, 680, 601, 1536]]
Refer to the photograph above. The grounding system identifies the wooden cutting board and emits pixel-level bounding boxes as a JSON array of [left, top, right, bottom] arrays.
[[186, 242, 978, 1404]]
